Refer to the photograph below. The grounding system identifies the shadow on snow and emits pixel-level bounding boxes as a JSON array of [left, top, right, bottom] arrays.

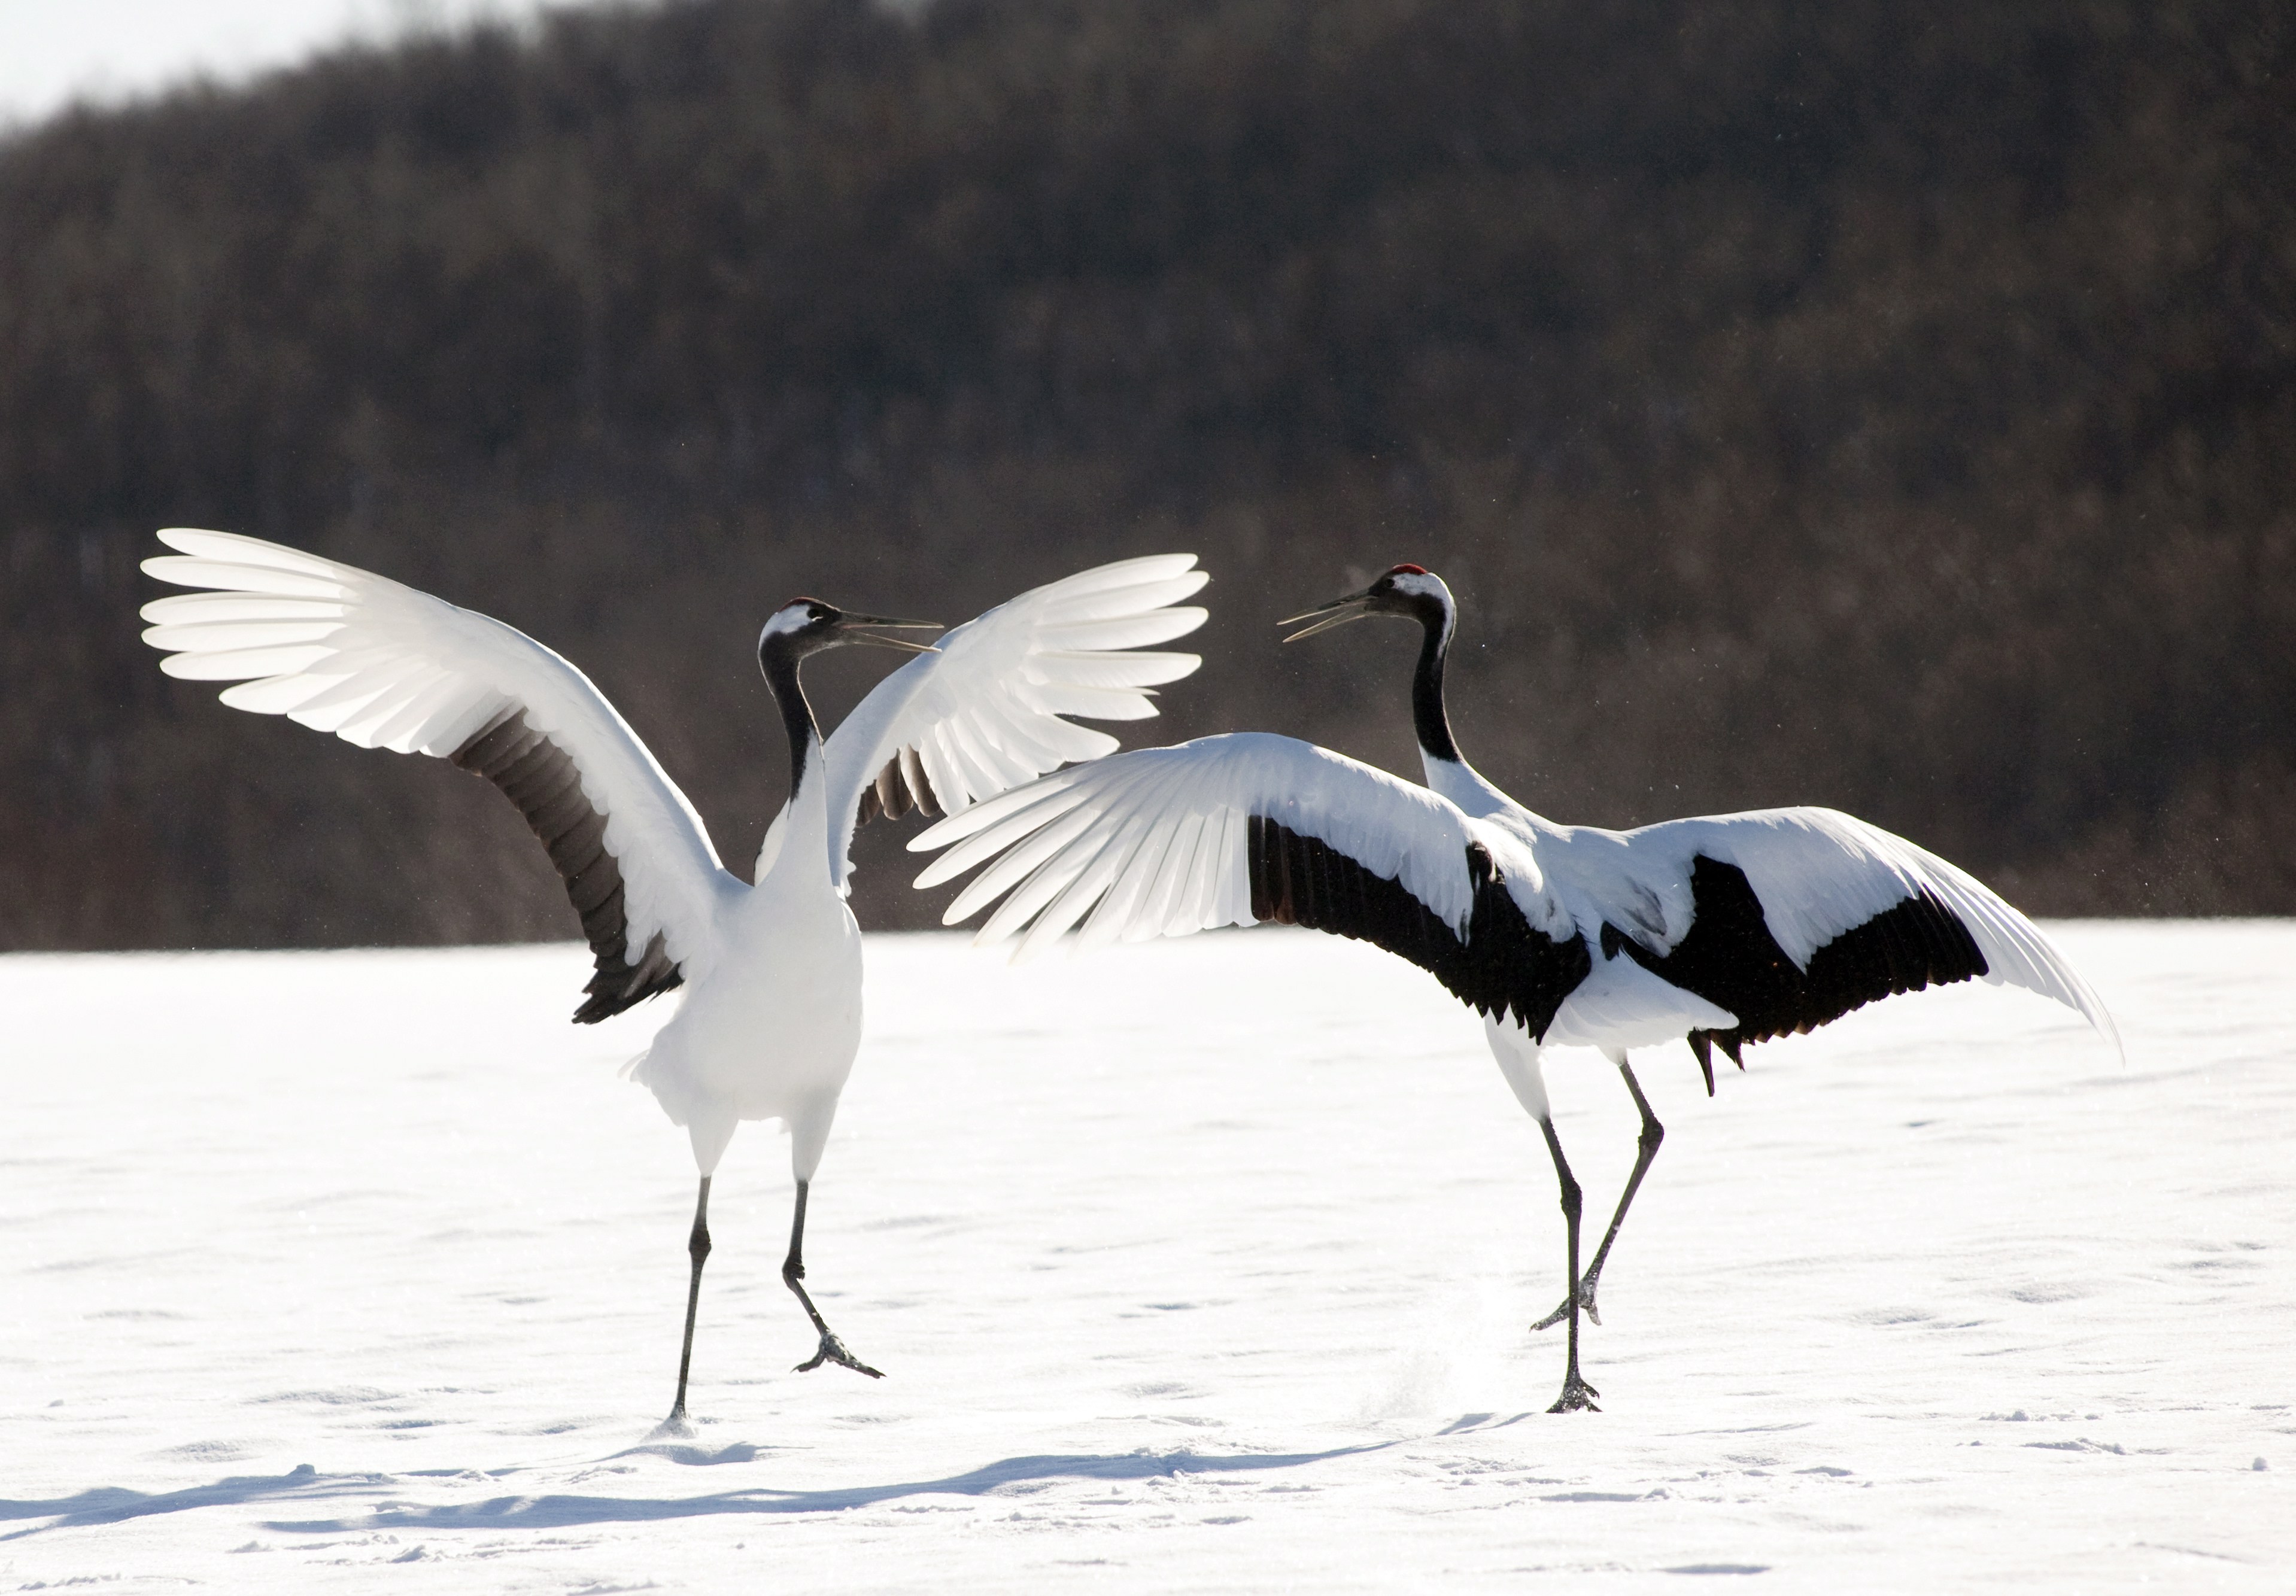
[[1, 1463, 342, 1539], [1, 1446, 1388, 1537]]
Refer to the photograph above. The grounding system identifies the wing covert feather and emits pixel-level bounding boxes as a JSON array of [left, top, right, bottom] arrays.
[[141, 528, 732, 1019], [819, 554, 1208, 889], [1599, 807, 2119, 1055], [911, 733, 1592, 1038]]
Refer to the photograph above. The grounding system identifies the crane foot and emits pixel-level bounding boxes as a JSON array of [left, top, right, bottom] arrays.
[[796, 1332, 885, 1379], [1548, 1374, 1601, 1413], [1532, 1275, 1603, 1332]]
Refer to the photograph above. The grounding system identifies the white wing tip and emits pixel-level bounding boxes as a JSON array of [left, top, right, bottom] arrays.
[[154, 527, 307, 564], [916, 854, 966, 890]]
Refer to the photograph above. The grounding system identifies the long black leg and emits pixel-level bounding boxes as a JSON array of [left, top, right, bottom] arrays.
[[666, 1174, 713, 1427], [1538, 1116, 1599, 1412], [783, 1178, 883, 1379], [1534, 1056, 1665, 1331]]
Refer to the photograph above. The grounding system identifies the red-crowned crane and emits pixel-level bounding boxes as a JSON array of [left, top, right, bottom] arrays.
[[907, 564, 2116, 1413], [140, 529, 1207, 1427]]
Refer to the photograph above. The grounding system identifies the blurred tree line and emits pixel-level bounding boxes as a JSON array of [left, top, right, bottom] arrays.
[[2, 0, 2290, 949]]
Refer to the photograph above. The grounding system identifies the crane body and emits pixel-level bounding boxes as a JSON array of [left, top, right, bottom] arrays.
[[912, 566, 2115, 1412], [141, 528, 1208, 1424]]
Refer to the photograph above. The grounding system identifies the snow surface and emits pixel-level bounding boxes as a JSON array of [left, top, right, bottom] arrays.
[[2, 923, 2289, 1591]]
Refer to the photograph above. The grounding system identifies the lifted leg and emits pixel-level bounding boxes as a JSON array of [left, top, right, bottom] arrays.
[[1535, 1056, 1665, 1331], [1538, 1117, 1599, 1413], [783, 1178, 883, 1379], [664, 1175, 713, 1428]]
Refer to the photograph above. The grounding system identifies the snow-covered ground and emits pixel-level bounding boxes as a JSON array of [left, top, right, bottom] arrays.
[[2, 923, 2289, 1591]]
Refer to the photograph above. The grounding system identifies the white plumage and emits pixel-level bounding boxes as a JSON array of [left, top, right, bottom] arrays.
[[815, 552, 1207, 889], [915, 735, 2111, 1047], [919, 733, 1562, 951], [141, 527, 1207, 1424], [910, 564, 2116, 1412], [145, 533, 721, 952]]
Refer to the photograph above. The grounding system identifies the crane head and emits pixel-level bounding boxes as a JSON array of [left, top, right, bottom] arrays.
[[758, 599, 942, 671], [1280, 564, 1454, 642]]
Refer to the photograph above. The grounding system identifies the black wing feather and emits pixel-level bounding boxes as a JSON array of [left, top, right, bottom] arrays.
[[854, 748, 942, 829], [451, 707, 686, 1025], [1247, 816, 1591, 1042], [1617, 855, 1987, 1063]]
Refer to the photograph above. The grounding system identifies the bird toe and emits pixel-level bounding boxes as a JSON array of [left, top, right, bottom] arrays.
[[1548, 1377, 1602, 1413], [1532, 1281, 1602, 1333], [796, 1333, 885, 1379]]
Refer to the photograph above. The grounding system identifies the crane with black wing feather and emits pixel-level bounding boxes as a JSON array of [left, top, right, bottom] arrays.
[[141, 530, 1207, 1427], [907, 565, 2117, 1413]]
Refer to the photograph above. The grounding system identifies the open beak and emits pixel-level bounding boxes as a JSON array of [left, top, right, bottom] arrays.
[[1278, 589, 1375, 643], [837, 613, 943, 653]]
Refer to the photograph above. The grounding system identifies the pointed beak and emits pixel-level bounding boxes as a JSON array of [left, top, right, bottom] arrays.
[[1278, 589, 1375, 643], [836, 613, 943, 653]]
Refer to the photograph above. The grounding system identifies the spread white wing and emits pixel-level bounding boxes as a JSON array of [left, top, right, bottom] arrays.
[[818, 553, 1208, 889], [140, 528, 733, 1020], [910, 732, 1593, 1039], [1568, 805, 2122, 1056], [915, 732, 2118, 1059]]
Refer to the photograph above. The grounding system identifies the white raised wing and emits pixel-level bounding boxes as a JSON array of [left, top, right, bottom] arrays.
[[139, 528, 734, 1020], [912, 733, 1486, 951], [1536, 805, 2121, 1059], [911, 732, 1592, 1037], [818, 553, 1208, 889]]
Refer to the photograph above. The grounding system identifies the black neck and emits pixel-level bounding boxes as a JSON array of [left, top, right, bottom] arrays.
[[1410, 597, 1461, 764], [758, 639, 821, 799]]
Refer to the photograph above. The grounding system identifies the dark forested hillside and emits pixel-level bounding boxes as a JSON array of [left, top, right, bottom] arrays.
[[2, 0, 2291, 949]]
